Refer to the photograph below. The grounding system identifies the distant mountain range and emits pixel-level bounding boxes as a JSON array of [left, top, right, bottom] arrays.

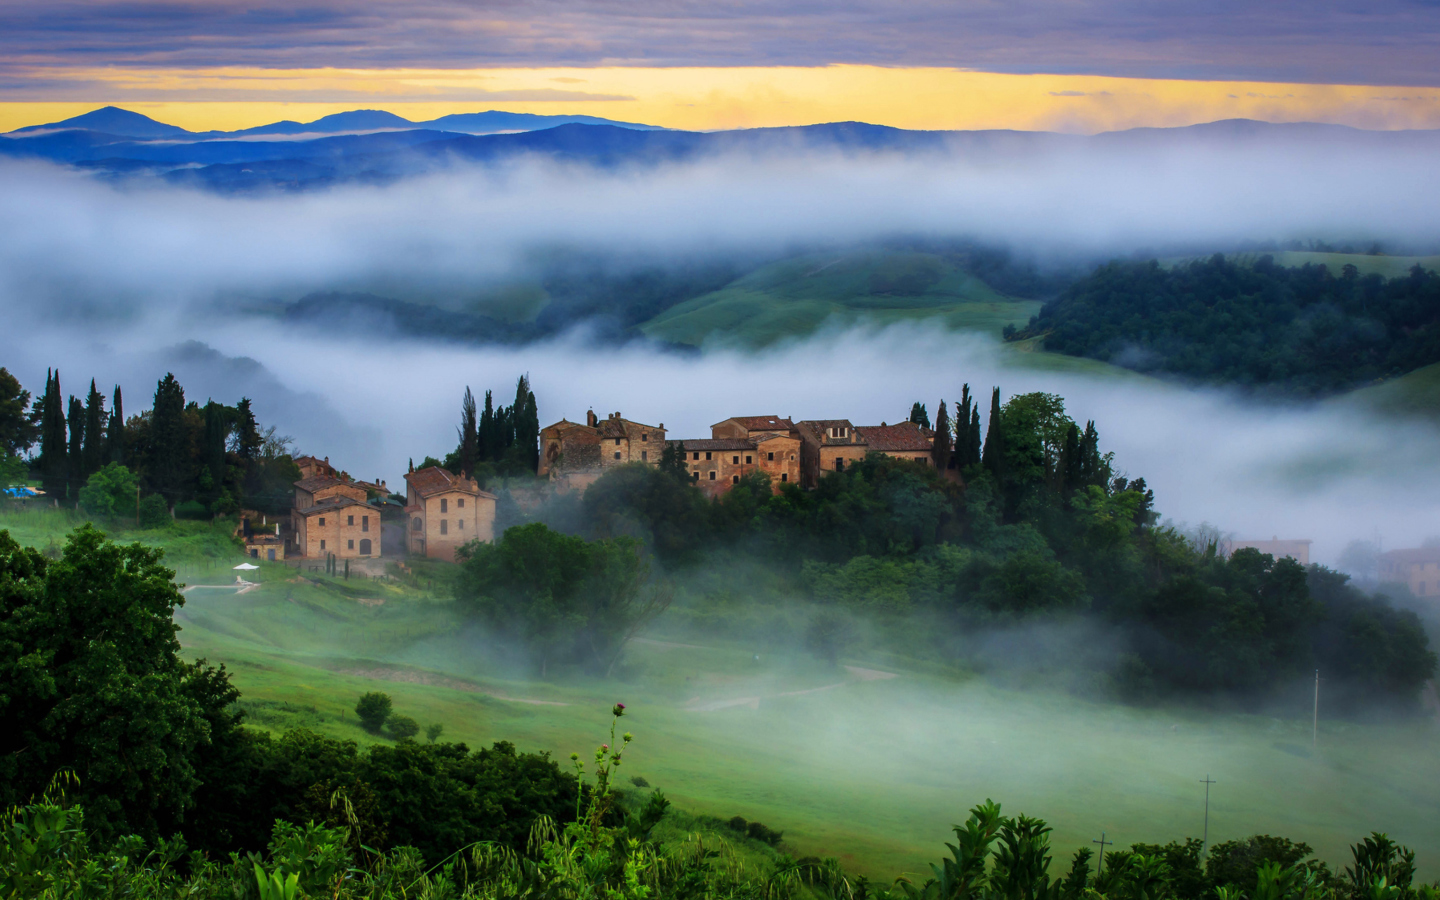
[[3, 106, 1438, 193]]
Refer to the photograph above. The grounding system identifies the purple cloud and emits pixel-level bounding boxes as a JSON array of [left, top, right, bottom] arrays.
[[0, 0, 1437, 86]]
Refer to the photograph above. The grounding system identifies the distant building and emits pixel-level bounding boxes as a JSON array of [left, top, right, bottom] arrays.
[[1378, 547, 1440, 598], [710, 415, 802, 489], [539, 410, 667, 491], [240, 514, 286, 561], [293, 455, 338, 481], [1221, 538, 1312, 565], [404, 466, 497, 562], [854, 422, 934, 467], [673, 438, 759, 495]]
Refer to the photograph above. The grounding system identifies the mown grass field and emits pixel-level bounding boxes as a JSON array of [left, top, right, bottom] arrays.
[[5, 506, 1439, 880], [640, 250, 1042, 348]]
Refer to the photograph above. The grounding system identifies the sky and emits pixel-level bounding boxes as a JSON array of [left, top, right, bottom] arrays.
[[2, 0, 1440, 132]]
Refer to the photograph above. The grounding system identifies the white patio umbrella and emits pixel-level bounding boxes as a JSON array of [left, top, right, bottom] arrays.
[[233, 563, 260, 570]]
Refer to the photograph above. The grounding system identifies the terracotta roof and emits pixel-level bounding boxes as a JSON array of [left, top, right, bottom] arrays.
[[855, 423, 933, 452], [405, 466, 497, 499], [715, 415, 794, 432], [294, 496, 381, 517], [672, 438, 756, 451], [753, 432, 799, 444], [1379, 547, 1440, 564], [295, 474, 345, 492], [796, 420, 864, 446], [594, 415, 662, 439], [294, 455, 323, 466]]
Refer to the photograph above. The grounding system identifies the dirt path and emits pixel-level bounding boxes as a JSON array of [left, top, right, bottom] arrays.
[[339, 665, 569, 706]]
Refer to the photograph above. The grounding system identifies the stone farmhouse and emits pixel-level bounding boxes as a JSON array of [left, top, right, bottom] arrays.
[[289, 472, 384, 560], [1378, 547, 1440, 599], [538, 410, 938, 496], [540, 411, 668, 492], [404, 465, 497, 562]]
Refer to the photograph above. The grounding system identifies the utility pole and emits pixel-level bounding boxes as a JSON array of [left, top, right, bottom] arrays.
[[1092, 832, 1113, 878], [1313, 669, 1320, 751], [1200, 775, 1216, 849]]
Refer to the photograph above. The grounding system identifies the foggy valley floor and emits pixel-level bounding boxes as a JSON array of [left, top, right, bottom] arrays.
[[1, 503, 1419, 880], [171, 567, 1440, 880]]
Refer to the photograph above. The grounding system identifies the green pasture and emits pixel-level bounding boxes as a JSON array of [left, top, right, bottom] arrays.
[[1335, 362, 1440, 421], [4, 507, 1438, 880], [640, 250, 1042, 347]]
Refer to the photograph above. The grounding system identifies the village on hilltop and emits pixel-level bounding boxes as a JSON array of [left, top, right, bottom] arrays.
[[239, 408, 1440, 598]]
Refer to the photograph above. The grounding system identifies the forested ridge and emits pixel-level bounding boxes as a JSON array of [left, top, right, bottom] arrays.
[[1008, 255, 1440, 395]]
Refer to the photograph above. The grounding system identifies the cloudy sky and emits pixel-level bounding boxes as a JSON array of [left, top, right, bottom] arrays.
[[1, 0, 1439, 132]]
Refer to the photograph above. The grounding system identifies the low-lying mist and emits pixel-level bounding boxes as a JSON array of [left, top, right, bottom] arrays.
[[3, 135, 1439, 560]]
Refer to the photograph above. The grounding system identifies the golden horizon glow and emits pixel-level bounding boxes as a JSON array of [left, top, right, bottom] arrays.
[[3, 65, 1439, 134]]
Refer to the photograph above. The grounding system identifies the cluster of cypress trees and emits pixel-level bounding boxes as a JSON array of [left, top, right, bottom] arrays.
[[34, 370, 124, 500], [451, 375, 540, 478], [30, 369, 276, 512]]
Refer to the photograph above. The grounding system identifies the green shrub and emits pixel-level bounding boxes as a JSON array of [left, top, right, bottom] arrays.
[[387, 715, 419, 741], [354, 692, 391, 733], [137, 494, 169, 528], [173, 500, 208, 520], [77, 463, 137, 519]]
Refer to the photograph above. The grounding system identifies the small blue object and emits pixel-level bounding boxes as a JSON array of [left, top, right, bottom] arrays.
[[2, 486, 40, 498]]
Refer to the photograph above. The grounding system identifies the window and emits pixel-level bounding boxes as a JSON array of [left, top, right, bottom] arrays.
[[459, 519, 465, 529], [641, 451, 648, 462], [347, 515, 354, 526], [348, 539, 354, 550], [732, 455, 739, 464], [318, 517, 326, 526], [441, 498, 448, 513], [320, 539, 326, 550], [441, 519, 448, 535], [768, 452, 774, 461], [458, 499, 465, 508], [692, 472, 699, 481], [705, 452, 712, 460], [781, 473, 788, 482], [692, 452, 699, 460], [835, 458, 845, 471], [359, 539, 371, 556], [362, 515, 369, 532], [614, 437, 621, 445], [250, 548, 258, 558], [614, 451, 621, 460], [641, 433, 648, 442], [745, 455, 753, 464], [732, 475, 739, 484], [412, 517, 422, 531], [709, 471, 716, 480]]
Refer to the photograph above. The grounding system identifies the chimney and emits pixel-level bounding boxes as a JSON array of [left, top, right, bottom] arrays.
[[586, 409, 597, 427]]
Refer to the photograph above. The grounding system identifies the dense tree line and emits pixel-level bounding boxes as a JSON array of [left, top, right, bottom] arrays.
[[566, 386, 1434, 708], [0, 526, 578, 864], [1007, 255, 1440, 395], [0, 367, 299, 516]]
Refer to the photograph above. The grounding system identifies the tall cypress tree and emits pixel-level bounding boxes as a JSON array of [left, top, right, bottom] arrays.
[[458, 387, 478, 477], [969, 405, 982, 469], [515, 375, 539, 472], [981, 387, 1006, 484], [82, 379, 106, 480], [1060, 422, 1082, 495], [67, 394, 85, 499], [106, 385, 125, 465], [957, 384, 975, 468], [1078, 421, 1104, 487], [478, 390, 497, 463], [234, 398, 262, 462], [39, 370, 68, 499], [148, 373, 188, 507], [931, 399, 952, 473], [201, 401, 228, 497]]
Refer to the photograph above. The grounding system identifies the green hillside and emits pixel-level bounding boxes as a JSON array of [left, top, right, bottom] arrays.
[[640, 250, 1042, 347], [1337, 362, 1440, 419]]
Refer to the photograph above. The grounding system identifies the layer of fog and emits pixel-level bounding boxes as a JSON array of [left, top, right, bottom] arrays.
[[4, 317, 1438, 564], [3, 139, 1440, 559], [1, 131, 1439, 320]]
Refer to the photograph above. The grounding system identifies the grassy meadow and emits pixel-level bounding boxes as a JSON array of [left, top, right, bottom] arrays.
[[4, 505, 1438, 879], [639, 250, 1042, 348]]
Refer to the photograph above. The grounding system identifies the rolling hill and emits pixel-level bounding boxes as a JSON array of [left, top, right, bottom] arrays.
[[638, 249, 1043, 347]]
